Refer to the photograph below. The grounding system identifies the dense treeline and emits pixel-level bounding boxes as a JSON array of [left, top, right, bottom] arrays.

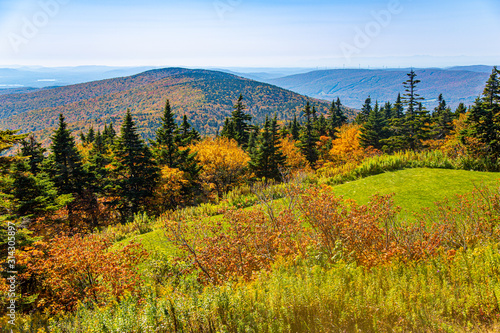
[[1, 67, 500, 328], [1, 67, 499, 234]]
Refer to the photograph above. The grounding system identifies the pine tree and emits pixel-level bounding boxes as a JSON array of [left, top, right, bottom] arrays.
[[103, 123, 116, 146], [455, 103, 467, 115], [178, 114, 200, 145], [221, 94, 252, 146], [10, 160, 69, 219], [298, 102, 319, 167], [382, 71, 429, 151], [0, 130, 26, 174], [152, 101, 201, 201], [111, 110, 159, 220], [316, 114, 329, 137], [249, 115, 286, 180], [46, 114, 87, 197], [360, 102, 388, 150], [328, 98, 348, 138], [463, 67, 500, 162], [383, 102, 392, 120], [247, 125, 259, 156], [86, 130, 109, 193], [431, 95, 454, 139], [356, 96, 372, 123], [20, 135, 45, 175], [391, 93, 404, 118], [402, 70, 426, 150], [290, 114, 301, 140]]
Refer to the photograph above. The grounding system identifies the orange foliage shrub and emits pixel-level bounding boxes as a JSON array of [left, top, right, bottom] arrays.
[[166, 208, 308, 284], [19, 234, 147, 313], [190, 137, 250, 197]]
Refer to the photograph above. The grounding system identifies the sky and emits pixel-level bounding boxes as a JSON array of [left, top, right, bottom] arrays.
[[0, 0, 499, 68]]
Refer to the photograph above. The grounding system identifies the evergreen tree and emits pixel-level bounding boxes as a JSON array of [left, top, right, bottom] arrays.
[[111, 110, 159, 220], [316, 114, 329, 137], [391, 93, 404, 118], [290, 114, 301, 140], [221, 94, 252, 146], [152, 101, 201, 201], [382, 71, 429, 151], [431, 95, 454, 139], [249, 115, 286, 180], [246, 125, 260, 156], [402, 70, 426, 150], [356, 96, 372, 123], [20, 135, 45, 175], [455, 103, 467, 115], [360, 102, 388, 150], [46, 114, 87, 197], [383, 102, 393, 120], [86, 130, 109, 193], [10, 160, 69, 219], [103, 123, 116, 146], [298, 102, 319, 167], [178, 114, 200, 145], [0, 130, 26, 174], [463, 67, 500, 161], [328, 98, 348, 138]]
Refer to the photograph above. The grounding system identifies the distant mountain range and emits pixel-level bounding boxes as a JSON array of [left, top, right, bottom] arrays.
[[0, 66, 156, 89], [263, 66, 493, 109], [0, 68, 350, 145]]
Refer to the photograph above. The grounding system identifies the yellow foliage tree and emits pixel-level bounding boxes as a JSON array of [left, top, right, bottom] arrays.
[[190, 137, 250, 197], [152, 166, 189, 211], [329, 124, 369, 166], [279, 137, 310, 172]]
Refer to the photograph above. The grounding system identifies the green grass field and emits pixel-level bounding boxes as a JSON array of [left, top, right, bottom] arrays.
[[331, 168, 500, 216]]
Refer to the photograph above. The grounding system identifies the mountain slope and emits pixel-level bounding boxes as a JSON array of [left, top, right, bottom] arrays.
[[266, 68, 491, 109], [0, 68, 354, 144]]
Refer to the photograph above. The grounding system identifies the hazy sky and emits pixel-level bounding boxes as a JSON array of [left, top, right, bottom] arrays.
[[0, 0, 499, 68]]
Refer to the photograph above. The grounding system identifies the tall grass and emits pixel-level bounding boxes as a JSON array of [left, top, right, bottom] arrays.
[[16, 243, 500, 333], [318, 150, 463, 185]]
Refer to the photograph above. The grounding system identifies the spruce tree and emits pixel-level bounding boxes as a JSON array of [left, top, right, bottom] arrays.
[[46, 114, 87, 197], [111, 110, 159, 220], [392, 93, 404, 118], [103, 123, 116, 146], [464, 67, 500, 162], [455, 103, 467, 115], [356, 96, 372, 123], [249, 115, 286, 180], [10, 160, 69, 219], [178, 114, 200, 145], [152, 101, 201, 201], [20, 135, 45, 175], [0, 130, 26, 174], [290, 114, 301, 140], [383, 102, 392, 120], [328, 98, 348, 138], [360, 102, 388, 150], [298, 102, 319, 167], [222, 94, 252, 146], [431, 95, 454, 140]]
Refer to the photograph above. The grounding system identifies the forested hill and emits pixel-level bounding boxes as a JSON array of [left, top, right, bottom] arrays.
[[266, 67, 491, 109], [0, 68, 352, 144]]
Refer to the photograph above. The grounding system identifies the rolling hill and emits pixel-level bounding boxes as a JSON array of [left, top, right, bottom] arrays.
[[265, 67, 492, 109], [0, 68, 355, 145]]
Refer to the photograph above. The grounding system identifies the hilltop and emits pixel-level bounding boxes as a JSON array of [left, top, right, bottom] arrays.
[[265, 67, 491, 109], [0, 68, 353, 144]]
